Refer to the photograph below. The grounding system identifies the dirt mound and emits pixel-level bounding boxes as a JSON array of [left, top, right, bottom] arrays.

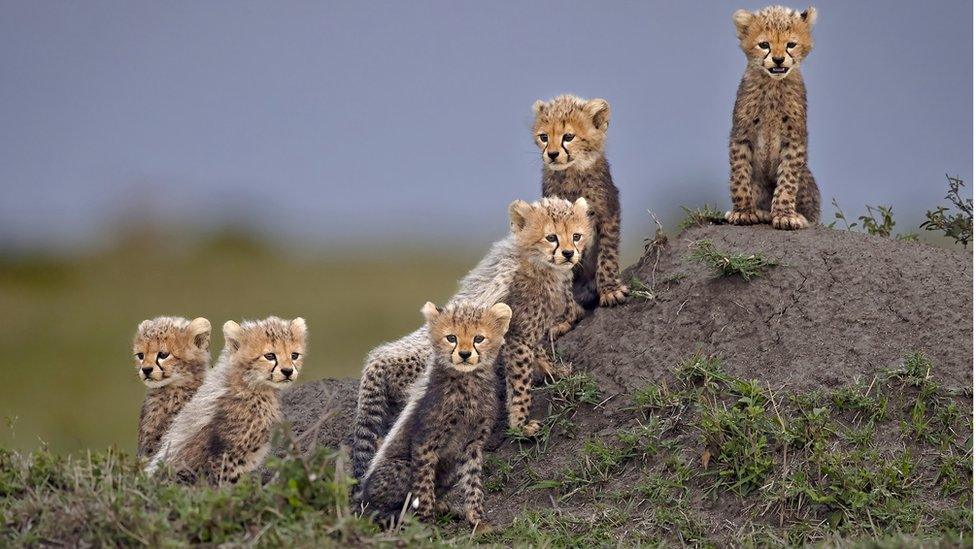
[[282, 225, 973, 544]]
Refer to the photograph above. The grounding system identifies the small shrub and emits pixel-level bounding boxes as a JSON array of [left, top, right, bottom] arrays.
[[921, 174, 973, 247], [830, 199, 918, 241]]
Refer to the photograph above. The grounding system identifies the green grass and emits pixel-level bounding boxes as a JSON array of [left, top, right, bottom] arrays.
[[0, 233, 473, 454], [689, 240, 779, 280], [0, 441, 452, 547], [2, 351, 970, 546], [677, 204, 726, 230], [520, 352, 972, 546]]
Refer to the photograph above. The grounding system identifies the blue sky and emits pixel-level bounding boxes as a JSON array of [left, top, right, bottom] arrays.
[[1, 1, 971, 251]]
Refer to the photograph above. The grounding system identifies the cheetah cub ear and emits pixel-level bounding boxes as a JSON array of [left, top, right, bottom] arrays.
[[585, 98, 610, 131], [732, 9, 753, 39], [222, 320, 243, 352], [800, 6, 817, 26], [290, 317, 307, 340], [421, 301, 442, 323], [187, 317, 212, 351], [489, 303, 513, 335], [532, 99, 547, 117], [573, 197, 590, 217], [508, 200, 534, 231]]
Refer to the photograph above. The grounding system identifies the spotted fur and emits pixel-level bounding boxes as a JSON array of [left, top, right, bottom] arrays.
[[133, 316, 211, 459], [359, 302, 510, 530], [146, 316, 306, 484], [502, 197, 592, 436], [726, 5, 821, 230], [533, 94, 627, 308]]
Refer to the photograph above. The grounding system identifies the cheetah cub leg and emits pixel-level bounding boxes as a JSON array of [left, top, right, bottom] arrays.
[[595, 219, 629, 307], [725, 140, 771, 225], [536, 347, 572, 380], [459, 427, 491, 532], [503, 341, 541, 437], [549, 292, 584, 339], [771, 157, 811, 230]]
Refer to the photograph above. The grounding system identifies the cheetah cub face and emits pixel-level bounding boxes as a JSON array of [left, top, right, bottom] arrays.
[[423, 302, 512, 373], [733, 5, 817, 80], [532, 95, 610, 172], [509, 197, 593, 271], [133, 317, 211, 388], [222, 317, 307, 388]]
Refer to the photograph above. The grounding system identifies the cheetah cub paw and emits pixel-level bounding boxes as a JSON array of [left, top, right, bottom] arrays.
[[772, 212, 809, 230], [469, 518, 494, 535], [539, 359, 572, 380], [725, 209, 770, 225], [599, 284, 629, 307], [519, 419, 542, 437], [549, 320, 574, 339]]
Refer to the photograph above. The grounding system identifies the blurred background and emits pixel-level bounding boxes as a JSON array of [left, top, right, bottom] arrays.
[[0, 1, 971, 453]]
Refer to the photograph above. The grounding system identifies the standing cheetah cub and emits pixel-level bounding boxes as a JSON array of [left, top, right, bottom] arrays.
[[533, 94, 627, 308], [147, 316, 306, 483], [726, 5, 822, 230], [503, 197, 592, 436], [133, 316, 211, 459], [360, 302, 511, 531]]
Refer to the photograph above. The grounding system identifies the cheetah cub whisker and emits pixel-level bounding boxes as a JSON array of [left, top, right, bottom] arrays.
[[359, 301, 511, 532], [133, 316, 212, 459], [146, 316, 306, 484], [726, 5, 822, 230]]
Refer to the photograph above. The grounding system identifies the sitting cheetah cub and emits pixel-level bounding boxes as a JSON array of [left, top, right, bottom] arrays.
[[352, 236, 517, 480], [133, 316, 212, 459], [360, 302, 511, 531], [725, 5, 822, 230], [503, 197, 592, 436], [533, 94, 627, 308], [147, 316, 306, 484]]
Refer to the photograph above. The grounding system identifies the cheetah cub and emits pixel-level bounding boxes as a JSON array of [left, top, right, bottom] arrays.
[[726, 5, 822, 230], [533, 94, 627, 307], [147, 316, 306, 484], [503, 196, 592, 436], [360, 302, 511, 531], [351, 198, 589, 478], [352, 232, 519, 480], [133, 316, 211, 459]]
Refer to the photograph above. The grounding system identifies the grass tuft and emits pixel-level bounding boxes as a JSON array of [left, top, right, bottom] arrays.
[[678, 204, 726, 230], [689, 240, 778, 280]]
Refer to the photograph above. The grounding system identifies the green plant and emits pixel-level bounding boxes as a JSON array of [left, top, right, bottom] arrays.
[[921, 174, 973, 247], [628, 276, 655, 300], [830, 199, 917, 240], [689, 240, 778, 280], [678, 204, 726, 230]]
